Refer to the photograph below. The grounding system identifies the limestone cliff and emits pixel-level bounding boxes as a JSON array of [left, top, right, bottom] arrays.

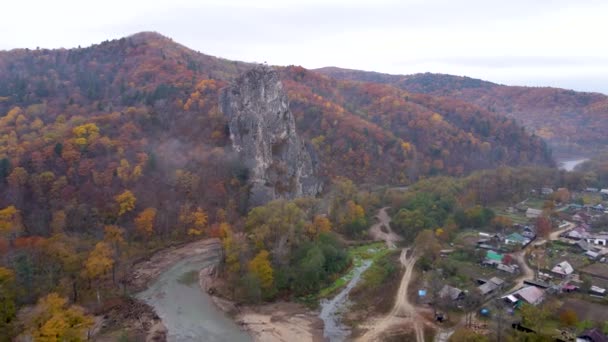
[[220, 65, 322, 206]]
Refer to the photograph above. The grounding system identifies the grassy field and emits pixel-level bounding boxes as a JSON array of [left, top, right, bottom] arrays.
[[317, 242, 391, 298]]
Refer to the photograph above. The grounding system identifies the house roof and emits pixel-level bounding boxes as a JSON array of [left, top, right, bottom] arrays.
[[506, 233, 527, 243], [478, 281, 498, 295], [552, 261, 574, 275], [526, 208, 543, 216], [512, 286, 545, 305], [439, 285, 463, 301], [578, 328, 608, 342], [489, 277, 505, 286], [486, 250, 504, 262]]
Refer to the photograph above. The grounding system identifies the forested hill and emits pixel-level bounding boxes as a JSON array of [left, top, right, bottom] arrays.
[[316, 67, 608, 156], [0, 33, 553, 238]]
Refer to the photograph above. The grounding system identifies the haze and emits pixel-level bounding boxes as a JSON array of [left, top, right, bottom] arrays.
[[2, 0, 608, 93]]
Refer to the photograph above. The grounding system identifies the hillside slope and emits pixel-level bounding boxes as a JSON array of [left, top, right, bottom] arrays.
[[0, 32, 551, 237], [316, 67, 608, 155]]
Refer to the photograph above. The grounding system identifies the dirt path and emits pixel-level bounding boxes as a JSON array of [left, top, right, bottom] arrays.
[[509, 221, 574, 292], [369, 207, 402, 248], [357, 248, 424, 342]]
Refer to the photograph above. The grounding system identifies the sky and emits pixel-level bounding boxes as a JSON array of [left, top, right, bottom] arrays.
[[2, 0, 608, 93]]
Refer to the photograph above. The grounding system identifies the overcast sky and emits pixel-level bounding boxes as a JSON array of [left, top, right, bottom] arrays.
[[2, 0, 608, 93]]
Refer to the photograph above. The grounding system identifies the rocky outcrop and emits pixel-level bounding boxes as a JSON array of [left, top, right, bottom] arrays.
[[220, 65, 321, 206]]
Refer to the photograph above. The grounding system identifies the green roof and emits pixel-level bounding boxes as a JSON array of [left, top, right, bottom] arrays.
[[506, 232, 527, 242], [486, 250, 504, 261]]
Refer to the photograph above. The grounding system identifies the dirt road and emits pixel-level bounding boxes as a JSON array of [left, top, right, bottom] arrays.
[[369, 207, 402, 248], [357, 248, 424, 342], [509, 221, 574, 292]]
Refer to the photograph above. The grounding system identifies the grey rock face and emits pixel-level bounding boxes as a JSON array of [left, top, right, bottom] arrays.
[[220, 65, 322, 206]]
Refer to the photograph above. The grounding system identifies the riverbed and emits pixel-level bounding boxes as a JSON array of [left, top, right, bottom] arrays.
[[136, 252, 251, 342], [319, 259, 372, 342]]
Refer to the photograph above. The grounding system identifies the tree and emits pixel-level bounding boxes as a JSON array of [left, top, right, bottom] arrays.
[[535, 216, 552, 239], [188, 207, 208, 237], [115, 190, 136, 216], [559, 309, 578, 328], [449, 328, 489, 342], [22, 293, 93, 342], [248, 250, 274, 294], [306, 215, 332, 239], [103, 225, 125, 284], [414, 229, 441, 262], [519, 303, 550, 333], [50, 210, 66, 235], [0, 206, 22, 241], [491, 216, 513, 233], [84, 242, 114, 305], [134, 208, 156, 239], [0, 267, 17, 341]]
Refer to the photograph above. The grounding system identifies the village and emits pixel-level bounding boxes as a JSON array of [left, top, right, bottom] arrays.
[[418, 186, 608, 341]]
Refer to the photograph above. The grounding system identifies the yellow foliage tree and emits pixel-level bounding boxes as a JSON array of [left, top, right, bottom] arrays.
[[0, 267, 17, 338], [23, 293, 93, 342], [116, 159, 131, 183], [220, 223, 241, 276], [181, 206, 207, 237], [0, 205, 22, 240], [50, 210, 66, 235], [248, 250, 274, 291], [84, 242, 114, 305], [306, 215, 332, 239], [72, 123, 99, 147], [115, 190, 136, 216], [134, 208, 157, 239]]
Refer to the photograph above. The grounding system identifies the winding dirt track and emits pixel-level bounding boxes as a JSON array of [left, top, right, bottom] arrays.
[[509, 222, 574, 292], [368, 207, 402, 248], [357, 247, 424, 342]]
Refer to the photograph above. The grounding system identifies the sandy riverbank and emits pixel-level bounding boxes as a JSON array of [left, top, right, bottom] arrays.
[[199, 261, 325, 342], [234, 302, 326, 342]]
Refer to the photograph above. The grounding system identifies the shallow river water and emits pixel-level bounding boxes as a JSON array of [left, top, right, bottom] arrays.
[[137, 253, 251, 342], [319, 259, 372, 342]]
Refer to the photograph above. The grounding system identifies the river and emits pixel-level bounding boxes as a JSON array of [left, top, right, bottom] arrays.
[[558, 158, 589, 171], [319, 259, 372, 342], [136, 253, 251, 342]]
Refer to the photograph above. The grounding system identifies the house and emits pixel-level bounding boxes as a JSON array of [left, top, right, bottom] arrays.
[[590, 285, 607, 296], [497, 263, 518, 274], [573, 212, 592, 223], [577, 328, 608, 342], [562, 284, 579, 293], [503, 286, 545, 306], [592, 204, 606, 212], [601, 189, 608, 199], [585, 188, 599, 193], [523, 279, 551, 289], [521, 226, 536, 239], [575, 240, 596, 252], [439, 285, 465, 301], [551, 261, 574, 277], [585, 233, 608, 246], [585, 250, 600, 260], [478, 277, 505, 296], [526, 208, 543, 219], [484, 250, 504, 264], [541, 187, 554, 195], [505, 232, 530, 246], [567, 227, 590, 240]]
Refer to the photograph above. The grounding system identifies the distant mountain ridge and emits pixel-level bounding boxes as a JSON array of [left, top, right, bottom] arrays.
[[0, 32, 552, 195], [316, 67, 608, 156]]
